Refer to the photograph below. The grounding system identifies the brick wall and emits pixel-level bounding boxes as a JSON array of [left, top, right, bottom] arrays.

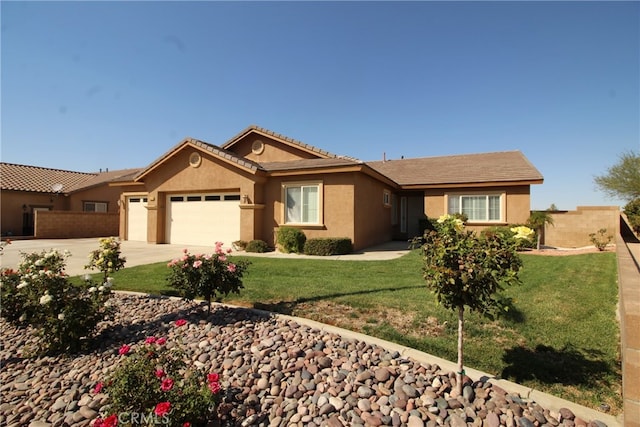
[[35, 211, 119, 238], [544, 206, 620, 248]]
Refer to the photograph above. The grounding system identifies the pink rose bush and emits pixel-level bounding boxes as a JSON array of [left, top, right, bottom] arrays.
[[166, 242, 249, 312], [94, 320, 222, 427]]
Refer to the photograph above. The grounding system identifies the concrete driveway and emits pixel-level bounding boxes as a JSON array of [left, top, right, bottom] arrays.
[[0, 238, 411, 277]]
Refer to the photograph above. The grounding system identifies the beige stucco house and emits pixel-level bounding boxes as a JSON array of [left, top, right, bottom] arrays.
[[116, 125, 544, 251]]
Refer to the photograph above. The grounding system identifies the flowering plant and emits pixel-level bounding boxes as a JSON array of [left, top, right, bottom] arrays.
[[94, 320, 221, 427], [167, 242, 249, 312], [86, 237, 127, 284], [0, 246, 115, 354]]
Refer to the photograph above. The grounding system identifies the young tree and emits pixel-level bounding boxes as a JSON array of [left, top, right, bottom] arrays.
[[420, 216, 528, 394], [527, 211, 555, 250], [594, 150, 640, 201]]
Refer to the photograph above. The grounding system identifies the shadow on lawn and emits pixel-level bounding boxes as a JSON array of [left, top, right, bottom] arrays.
[[501, 343, 614, 387], [252, 284, 425, 315]]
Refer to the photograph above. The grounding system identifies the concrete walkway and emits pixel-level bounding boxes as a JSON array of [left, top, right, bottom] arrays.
[[0, 238, 411, 277]]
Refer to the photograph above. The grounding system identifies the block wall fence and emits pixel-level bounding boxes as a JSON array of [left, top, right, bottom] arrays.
[[544, 206, 620, 248], [34, 211, 119, 239]]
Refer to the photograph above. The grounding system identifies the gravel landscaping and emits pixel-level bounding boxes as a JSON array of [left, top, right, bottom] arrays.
[[0, 293, 612, 427]]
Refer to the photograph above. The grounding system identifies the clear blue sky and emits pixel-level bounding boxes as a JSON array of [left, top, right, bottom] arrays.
[[1, 1, 638, 210]]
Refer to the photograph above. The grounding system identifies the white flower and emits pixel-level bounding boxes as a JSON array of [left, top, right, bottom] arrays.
[[58, 313, 65, 320], [106, 277, 113, 285], [88, 287, 97, 293], [98, 286, 105, 291], [35, 259, 44, 267], [19, 313, 26, 322], [17, 281, 28, 289], [39, 293, 53, 305], [84, 274, 92, 282]]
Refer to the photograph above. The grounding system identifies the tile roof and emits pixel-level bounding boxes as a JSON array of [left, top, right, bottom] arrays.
[[366, 151, 543, 186], [260, 157, 361, 172], [0, 162, 142, 193]]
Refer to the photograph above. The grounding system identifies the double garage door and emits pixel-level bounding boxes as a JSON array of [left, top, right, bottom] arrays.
[[127, 194, 241, 247], [165, 193, 241, 248]]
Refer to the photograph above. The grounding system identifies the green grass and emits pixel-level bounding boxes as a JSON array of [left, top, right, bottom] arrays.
[[92, 250, 622, 414]]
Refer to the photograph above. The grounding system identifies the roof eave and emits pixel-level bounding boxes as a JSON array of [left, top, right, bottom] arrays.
[[400, 179, 544, 190]]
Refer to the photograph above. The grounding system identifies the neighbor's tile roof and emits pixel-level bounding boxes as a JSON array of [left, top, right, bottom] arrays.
[[0, 162, 142, 193], [366, 151, 543, 186]]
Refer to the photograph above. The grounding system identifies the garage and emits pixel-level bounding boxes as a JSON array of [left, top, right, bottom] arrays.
[[165, 193, 241, 248], [126, 197, 148, 241]]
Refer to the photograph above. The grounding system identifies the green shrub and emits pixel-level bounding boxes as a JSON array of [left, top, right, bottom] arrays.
[[624, 198, 640, 234], [245, 240, 270, 253], [276, 226, 306, 253], [303, 238, 353, 256]]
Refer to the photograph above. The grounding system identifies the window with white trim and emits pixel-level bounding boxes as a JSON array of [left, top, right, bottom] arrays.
[[383, 190, 391, 207], [283, 182, 321, 224], [447, 194, 502, 222], [84, 201, 108, 212]]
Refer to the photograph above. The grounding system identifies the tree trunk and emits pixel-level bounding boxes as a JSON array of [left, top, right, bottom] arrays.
[[456, 305, 464, 396]]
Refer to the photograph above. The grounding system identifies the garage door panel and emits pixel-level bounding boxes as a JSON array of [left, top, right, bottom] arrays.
[[166, 194, 240, 248], [127, 197, 148, 242]]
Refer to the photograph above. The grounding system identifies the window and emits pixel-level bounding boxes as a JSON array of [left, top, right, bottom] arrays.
[[283, 182, 321, 224], [383, 190, 391, 207], [447, 194, 502, 222], [84, 202, 108, 212]]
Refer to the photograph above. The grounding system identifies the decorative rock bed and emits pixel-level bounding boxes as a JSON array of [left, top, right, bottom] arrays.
[[0, 294, 610, 427]]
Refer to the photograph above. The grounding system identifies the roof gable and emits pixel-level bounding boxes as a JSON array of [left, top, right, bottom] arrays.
[[134, 137, 263, 182], [366, 151, 543, 187], [222, 125, 348, 160]]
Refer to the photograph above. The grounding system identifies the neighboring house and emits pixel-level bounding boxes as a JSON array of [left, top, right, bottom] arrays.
[[0, 163, 141, 238], [115, 125, 543, 251]]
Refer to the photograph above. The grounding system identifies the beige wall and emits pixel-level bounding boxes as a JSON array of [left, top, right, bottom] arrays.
[[67, 185, 125, 213], [353, 173, 394, 249], [35, 211, 119, 238], [544, 206, 620, 248], [231, 134, 318, 162]]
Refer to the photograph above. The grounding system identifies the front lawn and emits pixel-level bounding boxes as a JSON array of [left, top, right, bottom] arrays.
[[97, 250, 621, 414]]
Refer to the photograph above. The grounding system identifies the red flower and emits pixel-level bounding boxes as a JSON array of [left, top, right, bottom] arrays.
[[207, 373, 219, 383], [183, 423, 191, 427], [154, 401, 171, 417], [160, 378, 174, 392], [118, 344, 131, 355], [93, 382, 104, 394], [208, 381, 221, 394], [156, 337, 167, 345], [93, 414, 118, 427], [175, 319, 187, 327], [155, 369, 165, 378], [145, 336, 157, 344]]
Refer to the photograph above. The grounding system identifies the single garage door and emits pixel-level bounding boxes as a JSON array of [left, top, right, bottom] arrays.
[[166, 193, 240, 248], [127, 197, 148, 241]]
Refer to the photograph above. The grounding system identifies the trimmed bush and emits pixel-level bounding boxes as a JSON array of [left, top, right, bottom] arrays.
[[245, 240, 270, 253], [276, 227, 306, 253], [303, 238, 353, 256], [624, 198, 640, 235]]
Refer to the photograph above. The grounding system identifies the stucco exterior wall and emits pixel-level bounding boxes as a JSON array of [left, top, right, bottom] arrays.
[[230, 134, 318, 163], [353, 173, 393, 249], [544, 206, 620, 248], [35, 211, 119, 238], [264, 172, 361, 249], [67, 185, 125, 213]]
